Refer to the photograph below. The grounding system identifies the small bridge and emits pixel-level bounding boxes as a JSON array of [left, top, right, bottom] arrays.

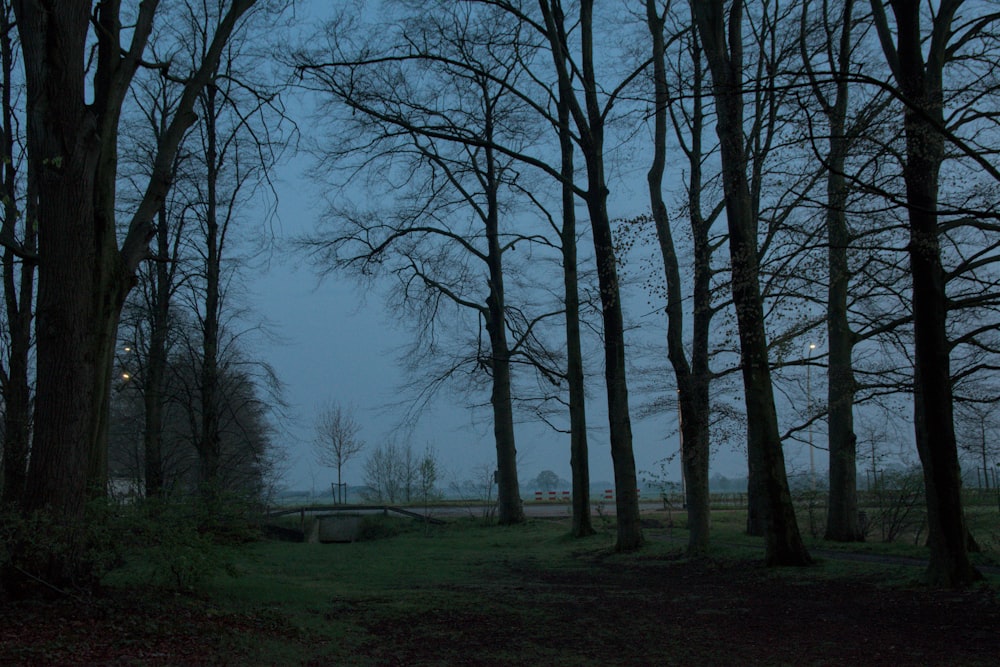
[[267, 503, 446, 523], [265, 504, 447, 542]]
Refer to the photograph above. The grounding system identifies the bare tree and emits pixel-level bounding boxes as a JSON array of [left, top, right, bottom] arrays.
[[0, 0, 34, 505], [534, 0, 644, 552], [644, 0, 728, 558], [169, 0, 287, 505], [113, 0, 287, 507], [295, 4, 575, 526], [313, 401, 365, 503], [691, 0, 812, 566], [956, 400, 1000, 491], [6, 0, 259, 585], [361, 441, 438, 505], [799, 0, 866, 542], [867, 0, 994, 586]]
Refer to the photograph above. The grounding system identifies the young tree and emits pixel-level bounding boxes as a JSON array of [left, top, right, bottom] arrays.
[[361, 441, 436, 505], [313, 401, 365, 503], [416, 446, 440, 506], [956, 400, 1000, 490]]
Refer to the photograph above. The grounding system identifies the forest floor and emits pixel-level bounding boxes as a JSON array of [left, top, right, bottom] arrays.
[[1, 519, 998, 665]]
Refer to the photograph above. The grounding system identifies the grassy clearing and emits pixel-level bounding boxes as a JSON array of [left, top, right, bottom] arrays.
[[154, 511, 1000, 664], [91, 510, 1000, 664], [201, 518, 621, 663]]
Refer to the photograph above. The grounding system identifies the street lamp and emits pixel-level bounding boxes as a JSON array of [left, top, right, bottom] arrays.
[[119, 345, 135, 386]]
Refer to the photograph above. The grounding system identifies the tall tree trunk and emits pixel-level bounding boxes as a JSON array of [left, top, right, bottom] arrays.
[[646, 0, 710, 557], [557, 87, 594, 538], [9, 0, 254, 586], [825, 159, 861, 541], [488, 327, 522, 524], [143, 205, 171, 499], [692, 0, 811, 566], [481, 106, 524, 525], [685, 28, 716, 557], [484, 191, 523, 526], [0, 2, 35, 506], [871, 0, 979, 586], [803, 0, 862, 543], [199, 83, 223, 502], [16, 0, 112, 524], [538, 0, 642, 551]]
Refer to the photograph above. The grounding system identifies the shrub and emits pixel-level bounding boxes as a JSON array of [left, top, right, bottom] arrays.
[[116, 499, 243, 593], [861, 467, 926, 543], [355, 515, 406, 541], [0, 500, 125, 598]]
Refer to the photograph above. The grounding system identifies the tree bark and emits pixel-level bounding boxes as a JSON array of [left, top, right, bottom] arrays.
[[484, 131, 524, 525], [692, 0, 811, 566], [870, 0, 979, 586], [10, 0, 255, 584], [0, 2, 34, 506], [802, 0, 863, 543], [646, 0, 711, 557], [15, 0, 110, 522], [557, 84, 594, 538], [538, 0, 642, 552]]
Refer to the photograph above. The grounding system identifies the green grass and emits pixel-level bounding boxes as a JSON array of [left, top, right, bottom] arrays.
[[197, 518, 619, 662], [98, 509, 1000, 664]]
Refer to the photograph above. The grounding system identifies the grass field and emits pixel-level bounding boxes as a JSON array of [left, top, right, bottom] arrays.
[[3, 509, 998, 665], [209, 512, 999, 664]]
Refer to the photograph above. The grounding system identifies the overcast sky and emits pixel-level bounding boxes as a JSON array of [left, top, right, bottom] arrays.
[[249, 159, 766, 496], [241, 0, 832, 496]]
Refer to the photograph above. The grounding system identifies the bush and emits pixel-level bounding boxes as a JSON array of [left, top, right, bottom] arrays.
[[1, 494, 262, 598], [861, 467, 926, 543], [355, 515, 407, 541], [114, 499, 245, 593], [0, 500, 125, 598]]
